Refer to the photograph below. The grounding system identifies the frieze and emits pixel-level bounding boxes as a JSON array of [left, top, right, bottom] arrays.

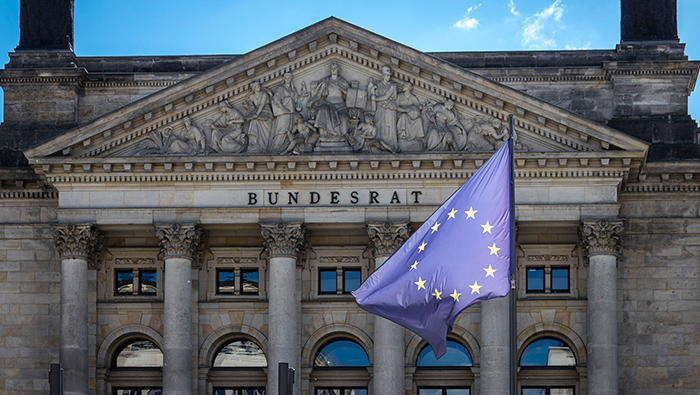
[[318, 256, 361, 264], [217, 257, 259, 265], [114, 258, 155, 266], [526, 255, 569, 261]]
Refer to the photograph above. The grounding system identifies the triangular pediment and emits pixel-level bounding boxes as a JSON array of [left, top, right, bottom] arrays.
[[25, 17, 648, 165]]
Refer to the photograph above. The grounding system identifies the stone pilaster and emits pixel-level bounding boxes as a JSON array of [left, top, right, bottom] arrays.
[[367, 221, 410, 395], [580, 219, 624, 395], [155, 223, 203, 395], [53, 224, 101, 395], [261, 222, 305, 395]]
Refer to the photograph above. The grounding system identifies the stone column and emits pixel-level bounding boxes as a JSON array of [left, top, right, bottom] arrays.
[[367, 222, 410, 395], [53, 224, 102, 395], [580, 219, 624, 395], [261, 222, 305, 395], [480, 296, 510, 395], [155, 223, 203, 395]]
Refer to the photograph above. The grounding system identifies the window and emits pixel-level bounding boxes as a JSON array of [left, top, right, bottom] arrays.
[[318, 268, 362, 295], [115, 269, 158, 296], [414, 340, 473, 394], [518, 338, 579, 394], [518, 244, 578, 298], [208, 339, 267, 392], [311, 338, 370, 395], [213, 266, 261, 297], [416, 341, 473, 367], [109, 338, 163, 395]]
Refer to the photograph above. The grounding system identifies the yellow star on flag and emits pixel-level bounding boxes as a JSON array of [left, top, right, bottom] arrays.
[[431, 222, 441, 233], [450, 290, 461, 301], [465, 206, 477, 219], [418, 242, 427, 252], [432, 289, 442, 300], [469, 281, 483, 294], [410, 261, 419, 271], [481, 221, 494, 234], [447, 208, 458, 219], [488, 243, 500, 256], [484, 265, 497, 277], [415, 277, 426, 290]]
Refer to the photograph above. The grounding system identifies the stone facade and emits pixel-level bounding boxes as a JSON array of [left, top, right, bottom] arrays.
[[1, 1, 699, 395]]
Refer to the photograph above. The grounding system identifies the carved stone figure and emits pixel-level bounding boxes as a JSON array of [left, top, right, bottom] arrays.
[[372, 65, 399, 152], [424, 99, 467, 151], [282, 114, 319, 155], [308, 62, 350, 140], [396, 83, 425, 152], [211, 102, 247, 154], [271, 72, 304, 153], [467, 116, 509, 151], [243, 81, 274, 153], [348, 113, 393, 153]]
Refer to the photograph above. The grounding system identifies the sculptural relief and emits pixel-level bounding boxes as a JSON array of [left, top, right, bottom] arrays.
[[132, 61, 530, 156], [243, 81, 274, 153]]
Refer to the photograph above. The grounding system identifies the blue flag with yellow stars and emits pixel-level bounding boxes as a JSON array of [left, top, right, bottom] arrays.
[[353, 140, 513, 358]]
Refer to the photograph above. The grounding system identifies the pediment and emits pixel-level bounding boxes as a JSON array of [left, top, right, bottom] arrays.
[[25, 18, 648, 167]]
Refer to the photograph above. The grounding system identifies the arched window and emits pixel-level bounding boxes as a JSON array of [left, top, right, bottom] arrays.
[[518, 337, 578, 395], [209, 339, 267, 394], [311, 338, 370, 395], [109, 338, 163, 395], [414, 340, 474, 395]]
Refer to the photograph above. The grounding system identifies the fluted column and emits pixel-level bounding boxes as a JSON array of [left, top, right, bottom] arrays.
[[53, 224, 102, 395], [261, 222, 305, 395], [155, 223, 203, 395], [580, 219, 624, 395], [367, 221, 410, 395]]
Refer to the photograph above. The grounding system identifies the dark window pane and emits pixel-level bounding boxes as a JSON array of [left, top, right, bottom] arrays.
[[115, 390, 162, 395], [526, 268, 544, 292], [114, 340, 163, 367], [241, 270, 259, 295], [520, 338, 576, 366], [316, 390, 340, 395], [522, 389, 546, 395], [213, 340, 267, 367], [344, 390, 367, 395], [217, 270, 235, 294], [139, 270, 157, 294], [343, 269, 361, 293], [446, 390, 470, 395], [319, 269, 337, 293], [115, 270, 134, 295], [314, 340, 369, 367], [551, 267, 569, 292], [416, 340, 472, 367]]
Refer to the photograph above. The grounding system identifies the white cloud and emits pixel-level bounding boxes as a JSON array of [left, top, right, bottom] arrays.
[[521, 0, 565, 48], [454, 4, 482, 30], [508, 0, 520, 16], [565, 41, 591, 50]]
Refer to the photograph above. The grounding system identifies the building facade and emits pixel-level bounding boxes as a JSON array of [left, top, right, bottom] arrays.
[[0, 1, 699, 394]]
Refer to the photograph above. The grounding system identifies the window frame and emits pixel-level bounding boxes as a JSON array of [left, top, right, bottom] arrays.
[[105, 248, 164, 302], [517, 337, 580, 394], [308, 247, 369, 300], [207, 248, 266, 301], [518, 244, 578, 299]]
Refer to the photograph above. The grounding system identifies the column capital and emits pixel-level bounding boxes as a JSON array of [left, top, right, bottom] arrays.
[[261, 222, 306, 259], [154, 223, 203, 263], [52, 223, 103, 268], [579, 219, 625, 258], [367, 221, 411, 258]]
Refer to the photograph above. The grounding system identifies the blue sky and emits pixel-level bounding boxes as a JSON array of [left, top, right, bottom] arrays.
[[1, 0, 698, 123]]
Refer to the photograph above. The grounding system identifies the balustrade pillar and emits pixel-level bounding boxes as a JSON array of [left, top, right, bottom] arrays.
[[261, 222, 305, 395], [580, 219, 624, 395], [155, 223, 203, 395], [53, 224, 102, 395], [367, 221, 410, 395]]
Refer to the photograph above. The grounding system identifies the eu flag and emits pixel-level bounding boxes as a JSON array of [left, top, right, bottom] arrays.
[[353, 140, 513, 358]]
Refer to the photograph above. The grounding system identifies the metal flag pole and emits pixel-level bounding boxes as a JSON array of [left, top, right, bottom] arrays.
[[508, 114, 518, 394]]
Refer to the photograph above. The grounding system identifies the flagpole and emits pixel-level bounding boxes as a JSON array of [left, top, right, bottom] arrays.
[[508, 114, 518, 395]]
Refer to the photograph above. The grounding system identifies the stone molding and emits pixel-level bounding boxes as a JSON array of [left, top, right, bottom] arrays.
[[579, 219, 624, 258], [52, 223, 103, 268], [367, 221, 410, 258], [260, 222, 306, 259], [154, 223, 203, 263]]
